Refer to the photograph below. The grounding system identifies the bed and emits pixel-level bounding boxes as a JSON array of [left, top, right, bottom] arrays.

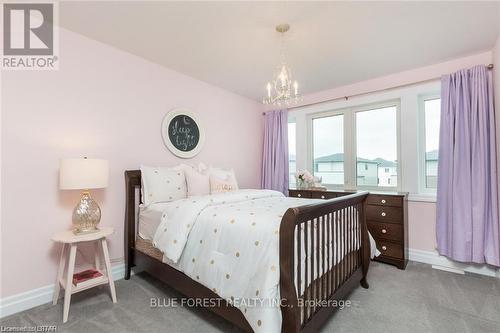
[[124, 170, 373, 332]]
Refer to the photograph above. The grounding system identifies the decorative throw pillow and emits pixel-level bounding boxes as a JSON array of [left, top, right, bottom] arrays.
[[140, 165, 187, 205], [210, 174, 237, 193], [209, 167, 239, 191], [198, 162, 208, 173], [184, 167, 210, 196], [174, 163, 197, 172]]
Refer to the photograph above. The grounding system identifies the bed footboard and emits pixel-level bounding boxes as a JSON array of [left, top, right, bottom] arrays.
[[279, 192, 370, 333]]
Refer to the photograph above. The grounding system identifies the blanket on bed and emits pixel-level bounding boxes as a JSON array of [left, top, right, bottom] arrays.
[[152, 189, 378, 332]]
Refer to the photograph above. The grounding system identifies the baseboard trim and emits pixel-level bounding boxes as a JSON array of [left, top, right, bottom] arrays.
[[431, 264, 465, 275], [0, 264, 126, 319], [409, 248, 500, 278]]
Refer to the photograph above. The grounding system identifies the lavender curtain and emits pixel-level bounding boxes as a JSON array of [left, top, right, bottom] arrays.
[[261, 110, 289, 194], [437, 65, 500, 267]]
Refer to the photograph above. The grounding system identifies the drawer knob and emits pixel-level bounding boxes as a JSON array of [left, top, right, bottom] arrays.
[[321, 195, 325, 199], [381, 212, 387, 217], [298, 194, 301, 197], [381, 246, 387, 251], [381, 229, 387, 234], [381, 199, 386, 204]]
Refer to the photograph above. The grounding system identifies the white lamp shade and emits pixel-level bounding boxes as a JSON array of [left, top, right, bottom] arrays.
[[59, 158, 109, 190]]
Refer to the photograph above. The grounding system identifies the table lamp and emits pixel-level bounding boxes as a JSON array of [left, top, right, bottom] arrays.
[[59, 158, 109, 234]]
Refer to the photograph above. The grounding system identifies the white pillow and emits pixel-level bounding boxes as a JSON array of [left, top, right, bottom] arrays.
[[175, 163, 207, 173], [209, 167, 239, 191], [140, 165, 187, 205], [198, 162, 208, 173], [184, 167, 210, 196], [174, 163, 196, 171]]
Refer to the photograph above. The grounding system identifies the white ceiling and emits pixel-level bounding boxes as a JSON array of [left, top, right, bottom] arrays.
[[59, 1, 500, 101]]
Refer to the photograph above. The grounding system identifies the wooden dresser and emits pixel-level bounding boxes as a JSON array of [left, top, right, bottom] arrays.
[[289, 189, 408, 269]]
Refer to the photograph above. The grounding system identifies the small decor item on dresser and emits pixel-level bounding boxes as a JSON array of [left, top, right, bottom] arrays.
[[59, 158, 109, 234], [312, 175, 323, 187], [295, 170, 314, 189], [162, 108, 205, 158]]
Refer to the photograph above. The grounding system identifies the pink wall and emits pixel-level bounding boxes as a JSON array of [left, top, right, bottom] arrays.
[[407, 202, 437, 251], [267, 51, 493, 111], [0, 28, 264, 298]]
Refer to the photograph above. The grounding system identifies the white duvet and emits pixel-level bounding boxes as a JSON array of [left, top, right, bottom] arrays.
[[152, 189, 378, 332]]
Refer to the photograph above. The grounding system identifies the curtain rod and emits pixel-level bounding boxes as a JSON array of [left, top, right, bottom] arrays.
[[263, 63, 494, 114]]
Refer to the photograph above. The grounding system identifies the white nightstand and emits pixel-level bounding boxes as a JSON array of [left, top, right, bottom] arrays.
[[52, 227, 117, 323]]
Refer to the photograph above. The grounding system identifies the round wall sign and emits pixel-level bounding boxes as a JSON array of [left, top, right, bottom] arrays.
[[161, 109, 205, 158]]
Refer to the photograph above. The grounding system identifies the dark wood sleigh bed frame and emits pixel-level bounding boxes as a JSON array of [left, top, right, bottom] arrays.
[[124, 170, 371, 333]]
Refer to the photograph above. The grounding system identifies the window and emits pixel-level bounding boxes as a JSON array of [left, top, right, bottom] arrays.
[[292, 85, 440, 196], [288, 121, 296, 186], [308, 102, 399, 189], [312, 114, 344, 186], [422, 97, 441, 190], [356, 106, 398, 188]]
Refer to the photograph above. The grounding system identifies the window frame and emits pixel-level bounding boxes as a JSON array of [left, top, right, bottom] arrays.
[[418, 93, 441, 194], [352, 100, 401, 191], [308, 109, 347, 189], [306, 100, 401, 191], [288, 117, 297, 187]]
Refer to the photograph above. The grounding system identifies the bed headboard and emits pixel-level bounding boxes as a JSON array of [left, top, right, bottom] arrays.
[[124, 170, 141, 279]]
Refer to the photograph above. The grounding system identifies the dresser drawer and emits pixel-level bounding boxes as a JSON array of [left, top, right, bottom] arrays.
[[367, 194, 403, 207], [376, 240, 404, 259], [289, 190, 312, 199], [366, 205, 402, 223], [310, 191, 336, 199], [368, 221, 403, 242]]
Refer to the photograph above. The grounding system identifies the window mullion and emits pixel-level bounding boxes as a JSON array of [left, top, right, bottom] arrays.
[[344, 110, 356, 190]]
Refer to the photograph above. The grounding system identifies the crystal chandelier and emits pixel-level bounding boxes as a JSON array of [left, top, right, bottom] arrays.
[[263, 24, 301, 107]]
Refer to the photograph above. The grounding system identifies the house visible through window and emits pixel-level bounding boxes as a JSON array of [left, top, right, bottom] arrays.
[[313, 114, 344, 186], [356, 105, 398, 188], [307, 102, 399, 189], [423, 98, 440, 190]]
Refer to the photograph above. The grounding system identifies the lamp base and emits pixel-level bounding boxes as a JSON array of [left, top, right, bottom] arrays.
[[72, 191, 101, 234], [73, 227, 100, 235]]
